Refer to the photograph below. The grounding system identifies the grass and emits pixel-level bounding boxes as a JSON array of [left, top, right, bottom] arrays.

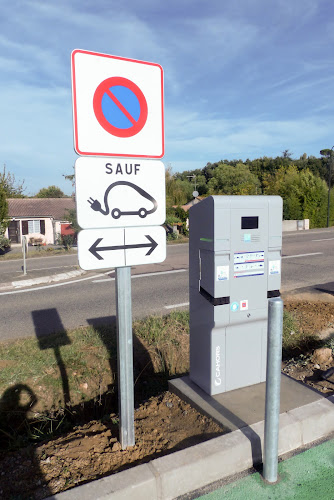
[[0, 246, 77, 261], [282, 310, 322, 359], [0, 308, 330, 451], [0, 312, 189, 450]]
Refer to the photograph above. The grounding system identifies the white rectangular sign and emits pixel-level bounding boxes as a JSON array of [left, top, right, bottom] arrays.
[[75, 157, 166, 229], [71, 49, 164, 158], [78, 226, 166, 270]]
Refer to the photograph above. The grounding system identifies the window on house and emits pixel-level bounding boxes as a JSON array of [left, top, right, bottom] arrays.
[[22, 220, 45, 235], [28, 220, 40, 233]]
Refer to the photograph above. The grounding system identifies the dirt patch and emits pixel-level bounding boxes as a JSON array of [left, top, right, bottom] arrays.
[[0, 300, 334, 499], [284, 297, 334, 336], [282, 298, 334, 396], [0, 392, 226, 499]]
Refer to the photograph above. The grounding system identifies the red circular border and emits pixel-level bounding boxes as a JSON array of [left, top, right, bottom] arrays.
[[93, 77, 148, 138]]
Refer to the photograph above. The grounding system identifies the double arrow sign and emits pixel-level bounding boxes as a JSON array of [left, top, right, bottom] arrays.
[[89, 234, 158, 260], [78, 226, 166, 270]]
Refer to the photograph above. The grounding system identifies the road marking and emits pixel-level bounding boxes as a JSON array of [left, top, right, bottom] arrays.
[[312, 238, 334, 242], [0, 269, 187, 296], [0, 253, 78, 264], [92, 268, 187, 283], [15, 265, 78, 273], [0, 273, 102, 296], [282, 252, 322, 259], [165, 302, 189, 310]]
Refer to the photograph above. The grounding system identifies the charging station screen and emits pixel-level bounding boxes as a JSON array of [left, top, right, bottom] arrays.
[[241, 216, 258, 229]]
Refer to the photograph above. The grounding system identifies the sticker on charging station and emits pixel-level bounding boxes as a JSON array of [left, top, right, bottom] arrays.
[[269, 260, 281, 275], [216, 265, 229, 281], [240, 300, 248, 311], [234, 251, 264, 278], [231, 302, 239, 312]]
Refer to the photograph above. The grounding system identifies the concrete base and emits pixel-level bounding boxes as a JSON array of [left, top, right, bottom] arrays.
[[168, 374, 323, 431]]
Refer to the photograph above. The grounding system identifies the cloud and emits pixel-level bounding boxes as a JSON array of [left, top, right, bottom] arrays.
[[165, 106, 334, 162]]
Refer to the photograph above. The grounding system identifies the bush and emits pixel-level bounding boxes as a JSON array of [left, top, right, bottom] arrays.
[[167, 232, 179, 241], [0, 233, 11, 253], [56, 233, 75, 250]]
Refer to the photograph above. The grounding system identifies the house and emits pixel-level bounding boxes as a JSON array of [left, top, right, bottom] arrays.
[[5, 198, 76, 245], [180, 196, 204, 212], [170, 196, 203, 233]]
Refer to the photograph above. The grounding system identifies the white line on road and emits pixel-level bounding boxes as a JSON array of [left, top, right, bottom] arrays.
[[0, 269, 187, 296], [311, 238, 334, 242], [15, 265, 78, 273], [92, 268, 187, 283], [165, 302, 189, 310], [0, 252, 78, 264], [282, 252, 322, 259], [0, 273, 102, 296]]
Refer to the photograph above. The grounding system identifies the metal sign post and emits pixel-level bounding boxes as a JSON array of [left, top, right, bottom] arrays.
[[115, 266, 135, 449], [22, 235, 28, 275]]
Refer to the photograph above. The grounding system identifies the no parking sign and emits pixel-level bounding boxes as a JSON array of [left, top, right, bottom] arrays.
[[71, 49, 164, 158]]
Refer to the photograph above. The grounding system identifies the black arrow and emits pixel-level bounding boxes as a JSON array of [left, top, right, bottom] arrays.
[[89, 235, 158, 260]]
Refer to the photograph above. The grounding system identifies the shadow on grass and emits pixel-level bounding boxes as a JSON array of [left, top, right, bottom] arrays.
[[32, 308, 72, 406], [0, 311, 183, 450], [0, 311, 223, 498]]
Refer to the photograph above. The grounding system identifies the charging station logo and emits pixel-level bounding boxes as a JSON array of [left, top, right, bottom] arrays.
[[214, 345, 222, 386]]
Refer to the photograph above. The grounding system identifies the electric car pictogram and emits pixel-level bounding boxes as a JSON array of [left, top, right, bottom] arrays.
[[88, 181, 158, 219]]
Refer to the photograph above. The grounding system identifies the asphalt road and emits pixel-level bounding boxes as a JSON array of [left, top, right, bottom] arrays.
[[0, 244, 189, 341], [1, 228, 334, 341], [281, 227, 334, 292]]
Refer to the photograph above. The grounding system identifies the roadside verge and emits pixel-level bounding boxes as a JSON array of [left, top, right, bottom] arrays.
[[48, 394, 334, 500]]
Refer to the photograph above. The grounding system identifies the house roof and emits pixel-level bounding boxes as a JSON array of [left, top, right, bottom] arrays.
[[8, 198, 75, 220], [180, 197, 204, 211]]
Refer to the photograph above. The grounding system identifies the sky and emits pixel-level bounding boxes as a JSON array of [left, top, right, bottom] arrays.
[[1, 0, 334, 196]]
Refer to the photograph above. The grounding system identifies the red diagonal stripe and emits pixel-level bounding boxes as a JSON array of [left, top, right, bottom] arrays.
[[106, 88, 136, 125]]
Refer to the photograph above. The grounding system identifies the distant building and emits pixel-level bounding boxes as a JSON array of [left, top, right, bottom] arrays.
[[5, 198, 76, 245], [180, 196, 204, 212]]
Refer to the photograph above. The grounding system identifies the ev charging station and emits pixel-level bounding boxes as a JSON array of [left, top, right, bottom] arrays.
[[189, 196, 283, 395]]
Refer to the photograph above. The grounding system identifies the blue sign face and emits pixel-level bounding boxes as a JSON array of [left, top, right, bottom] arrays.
[[101, 85, 141, 130], [93, 77, 148, 138], [231, 302, 239, 312]]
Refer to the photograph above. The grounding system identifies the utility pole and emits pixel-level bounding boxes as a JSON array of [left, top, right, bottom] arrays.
[[187, 175, 198, 197]]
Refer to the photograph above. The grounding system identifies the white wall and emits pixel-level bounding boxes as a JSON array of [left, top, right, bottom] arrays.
[[282, 219, 310, 232]]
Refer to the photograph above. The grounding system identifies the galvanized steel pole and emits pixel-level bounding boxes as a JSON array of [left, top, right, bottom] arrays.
[[22, 235, 27, 275], [263, 297, 284, 483], [115, 266, 135, 449]]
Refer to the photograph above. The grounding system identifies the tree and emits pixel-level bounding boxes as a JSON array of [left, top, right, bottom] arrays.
[[165, 166, 193, 206], [320, 148, 334, 187], [64, 208, 81, 233], [35, 185, 65, 198], [0, 184, 10, 251], [0, 164, 25, 198], [263, 165, 327, 227], [207, 163, 261, 195], [0, 184, 8, 225], [63, 168, 80, 235]]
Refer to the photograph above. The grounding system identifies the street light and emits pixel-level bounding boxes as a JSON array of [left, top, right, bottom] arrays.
[[187, 175, 198, 198]]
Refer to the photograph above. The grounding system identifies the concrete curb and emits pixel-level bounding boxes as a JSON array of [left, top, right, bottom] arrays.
[[47, 395, 334, 500], [0, 270, 86, 291]]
